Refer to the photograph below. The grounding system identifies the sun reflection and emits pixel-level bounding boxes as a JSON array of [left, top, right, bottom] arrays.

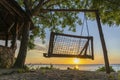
[[74, 65, 79, 70], [73, 58, 80, 64]]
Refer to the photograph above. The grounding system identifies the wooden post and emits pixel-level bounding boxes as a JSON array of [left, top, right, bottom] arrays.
[[95, 11, 110, 74], [10, 23, 18, 49], [5, 33, 8, 47]]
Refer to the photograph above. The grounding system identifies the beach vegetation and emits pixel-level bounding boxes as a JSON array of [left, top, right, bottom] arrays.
[[118, 73, 120, 80], [107, 75, 115, 80], [17, 69, 27, 73], [67, 67, 73, 70], [12, 65, 30, 73], [40, 64, 59, 70], [1, 0, 118, 68], [96, 66, 115, 72], [16, 65, 30, 73], [40, 66, 52, 70], [67, 66, 79, 70]]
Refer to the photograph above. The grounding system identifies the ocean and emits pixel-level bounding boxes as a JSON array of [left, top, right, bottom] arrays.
[[27, 64, 120, 72]]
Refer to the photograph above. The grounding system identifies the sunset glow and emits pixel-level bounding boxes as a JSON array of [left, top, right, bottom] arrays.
[[24, 25, 120, 65], [73, 58, 80, 64], [75, 65, 79, 69]]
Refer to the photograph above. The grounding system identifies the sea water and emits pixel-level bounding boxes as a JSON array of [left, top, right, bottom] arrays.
[[27, 64, 120, 72]]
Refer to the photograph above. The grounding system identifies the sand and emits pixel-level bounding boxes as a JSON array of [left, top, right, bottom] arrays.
[[0, 69, 119, 80]]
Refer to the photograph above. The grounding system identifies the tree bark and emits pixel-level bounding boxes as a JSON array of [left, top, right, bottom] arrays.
[[13, 0, 32, 68], [13, 21, 30, 68]]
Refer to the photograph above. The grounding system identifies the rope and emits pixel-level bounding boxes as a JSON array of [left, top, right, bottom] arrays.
[[80, 13, 85, 36], [84, 12, 91, 55], [79, 13, 91, 55], [84, 13, 90, 36], [77, 13, 86, 54]]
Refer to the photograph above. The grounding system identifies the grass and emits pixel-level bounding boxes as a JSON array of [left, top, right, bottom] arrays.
[[96, 66, 115, 72], [118, 71, 120, 80]]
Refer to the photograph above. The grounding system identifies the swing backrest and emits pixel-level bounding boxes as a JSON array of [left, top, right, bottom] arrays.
[[43, 32, 94, 60]]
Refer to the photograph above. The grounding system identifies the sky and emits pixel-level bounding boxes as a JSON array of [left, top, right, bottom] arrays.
[[0, 13, 117, 65], [24, 15, 120, 65]]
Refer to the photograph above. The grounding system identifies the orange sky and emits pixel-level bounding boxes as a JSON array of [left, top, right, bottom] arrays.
[[15, 19, 120, 65], [24, 49, 120, 64]]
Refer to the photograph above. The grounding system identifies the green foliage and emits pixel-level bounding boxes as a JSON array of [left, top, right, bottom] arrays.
[[16, 65, 30, 73], [96, 66, 115, 72], [40, 64, 58, 70], [118, 70, 120, 72], [23, 65, 30, 71], [107, 75, 116, 80], [67, 67, 79, 70], [28, 35, 35, 49], [16, 0, 120, 49], [40, 66, 51, 70], [17, 69, 26, 73], [118, 71, 120, 80], [67, 67, 72, 70], [83, 0, 120, 26]]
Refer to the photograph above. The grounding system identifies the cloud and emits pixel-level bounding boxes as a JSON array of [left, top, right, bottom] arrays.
[[34, 44, 47, 52]]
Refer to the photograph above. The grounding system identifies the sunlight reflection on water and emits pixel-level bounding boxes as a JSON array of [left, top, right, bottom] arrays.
[[27, 64, 120, 71]]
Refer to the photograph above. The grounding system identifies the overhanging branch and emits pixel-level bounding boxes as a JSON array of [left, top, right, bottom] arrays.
[[46, 1, 65, 9], [31, 0, 44, 16], [39, 9, 97, 12], [42, 0, 51, 5]]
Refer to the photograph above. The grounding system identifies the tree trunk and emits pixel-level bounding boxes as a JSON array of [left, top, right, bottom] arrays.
[[13, 21, 30, 68]]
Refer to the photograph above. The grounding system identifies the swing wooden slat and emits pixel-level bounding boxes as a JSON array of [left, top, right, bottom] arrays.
[[43, 53, 93, 58]]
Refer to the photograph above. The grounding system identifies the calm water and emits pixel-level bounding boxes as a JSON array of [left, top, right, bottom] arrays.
[[27, 64, 120, 72]]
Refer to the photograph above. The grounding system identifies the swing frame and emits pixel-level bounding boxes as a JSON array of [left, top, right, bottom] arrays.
[[41, 9, 110, 74], [43, 32, 94, 59]]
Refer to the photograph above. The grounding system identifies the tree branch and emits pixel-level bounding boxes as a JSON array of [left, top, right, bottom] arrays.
[[106, 0, 120, 7], [31, 0, 67, 16], [23, 0, 32, 17], [46, 1, 65, 9], [28, 0, 32, 10], [31, 0, 44, 16], [42, 0, 51, 5]]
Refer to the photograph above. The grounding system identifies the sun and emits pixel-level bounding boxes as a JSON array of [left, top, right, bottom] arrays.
[[73, 58, 80, 64]]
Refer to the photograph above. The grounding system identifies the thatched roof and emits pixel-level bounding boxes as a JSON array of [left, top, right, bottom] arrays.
[[0, 0, 34, 40]]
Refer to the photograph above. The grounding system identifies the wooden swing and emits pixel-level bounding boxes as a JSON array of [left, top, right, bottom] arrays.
[[41, 9, 110, 73], [43, 13, 94, 60]]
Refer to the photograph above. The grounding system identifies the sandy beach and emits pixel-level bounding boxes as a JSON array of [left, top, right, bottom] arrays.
[[0, 69, 119, 80]]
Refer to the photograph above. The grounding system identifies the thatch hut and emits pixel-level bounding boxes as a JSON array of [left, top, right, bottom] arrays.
[[0, 0, 33, 68]]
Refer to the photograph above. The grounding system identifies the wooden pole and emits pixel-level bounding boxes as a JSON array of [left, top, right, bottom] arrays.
[[40, 9, 97, 12], [5, 33, 8, 47], [95, 11, 110, 74]]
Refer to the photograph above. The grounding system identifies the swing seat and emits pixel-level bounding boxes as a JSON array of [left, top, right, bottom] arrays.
[[43, 32, 94, 60]]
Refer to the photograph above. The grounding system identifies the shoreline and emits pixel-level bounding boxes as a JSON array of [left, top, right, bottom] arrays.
[[27, 64, 120, 72], [26, 63, 120, 65]]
